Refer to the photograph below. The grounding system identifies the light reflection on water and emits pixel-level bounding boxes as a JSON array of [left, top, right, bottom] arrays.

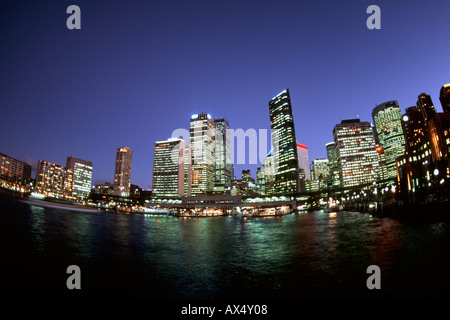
[[4, 200, 450, 299]]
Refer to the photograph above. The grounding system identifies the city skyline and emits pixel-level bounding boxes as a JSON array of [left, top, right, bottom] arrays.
[[1, 0, 450, 188]]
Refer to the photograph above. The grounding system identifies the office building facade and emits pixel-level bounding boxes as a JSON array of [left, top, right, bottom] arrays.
[[333, 119, 381, 188], [213, 117, 233, 194], [66, 156, 93, 199], [152, 138, 185, 198], [326, 142, 341, 188], [269, 89, 300, 195], [371, 101, 406, 181], [190, 113, 215, 195], [297, 143, 311, 181]]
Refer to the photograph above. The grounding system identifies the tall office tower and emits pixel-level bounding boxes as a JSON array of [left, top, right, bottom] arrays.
[[326, 142, 341, 188], [113, 146, 133, 197], [183, 144, 192, 197], [190, 113, 215, 195], [333, 119, 381, 188], [152, 138, 185, 197], [213, 117, 233, 193], [269, 89, 300, 195], [66, 156, 93, 199], [312, 158, 329, 190], [371, 101, 406, 181], [440, 84, 450, 113], [35, 160, 73, 198], [296, 143, 311, 180], [263, 152, 276, 195], [312, 158, 329, 180], [417, 92, 436, 123], [396, 106, 433, 199], [0, 153, 32, 188], [256, 166, 265, 195]]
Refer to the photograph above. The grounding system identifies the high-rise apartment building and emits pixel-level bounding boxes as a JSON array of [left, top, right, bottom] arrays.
[[0, 153, 32, 189], [66, 156, 93, 199], [269, 89, 300, 195], [190, 113, 215, 196], [333, 119, 381, 188], [35, 160, 73, 198], [113, 146, 133, 197], [213, 117, 233, 194], [371, 100, 406, 181], [440, 84, 450, 114], [152, 138, 185, 197]]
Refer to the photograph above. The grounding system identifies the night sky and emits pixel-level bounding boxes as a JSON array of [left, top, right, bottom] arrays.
[[1, 0, 449, 189]]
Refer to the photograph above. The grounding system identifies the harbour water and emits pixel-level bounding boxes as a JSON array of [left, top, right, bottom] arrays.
[[1, 192, 450, 300]]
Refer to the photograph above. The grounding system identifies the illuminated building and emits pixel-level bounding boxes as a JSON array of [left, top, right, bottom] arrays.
[[371, 100, 406, 181], [113, 146, 133, 197], [397, 93, 450, 204], [152, 138, 185, 197], [35, 160, 73, 198], [440, 84, 450, 114], [0, 152, 32, 191], [333, 119, 381, 188], [183, 144, 192, 196], [66, 156, 93, 199], [256, 166, 265, 195], [269, 89, 300, 195], [242, 169, 257, 195], [326, 142, 341, 188], [397, 106, 434, 202], [213, 118, 233, 194], [297, 143, 311, 180], [417, 92, 436, 122], [190, 112, 215, 196], [262, 152, 275, 195], [312, 158, 329, 190], [231, 179, 249, 196]]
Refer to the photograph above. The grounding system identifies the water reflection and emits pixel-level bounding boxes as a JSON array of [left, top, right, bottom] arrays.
[[7, 200, 450, 299]]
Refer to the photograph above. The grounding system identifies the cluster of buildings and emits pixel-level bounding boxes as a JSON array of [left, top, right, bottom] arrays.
[[2, 84, 450, 209], [303, 84, 450, 207], [151, 89, 303, 199], [0, 147, 134, 203]]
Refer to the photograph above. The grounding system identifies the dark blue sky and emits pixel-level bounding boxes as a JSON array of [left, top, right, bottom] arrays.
[[1, 0, 449, 189]]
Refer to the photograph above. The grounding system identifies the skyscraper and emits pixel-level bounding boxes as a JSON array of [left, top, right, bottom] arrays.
[[190, 112, 215, 196], [312, 158, 329, 190], [66, 156, 93, 200], [333, 119, 381, 188], [213, 117, 233, 194], [417, 92, 436, 122], [183, 144, 192, 197], [113, 146, 133, 197], [312, 158, 329, 181], [326, 142, 341, 188], [297, 143, 311, 180], [269, 89, 300, 195], [440, 84, 450, 113], [152, 138, 185, 197], [371, 100, 406, 181]]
